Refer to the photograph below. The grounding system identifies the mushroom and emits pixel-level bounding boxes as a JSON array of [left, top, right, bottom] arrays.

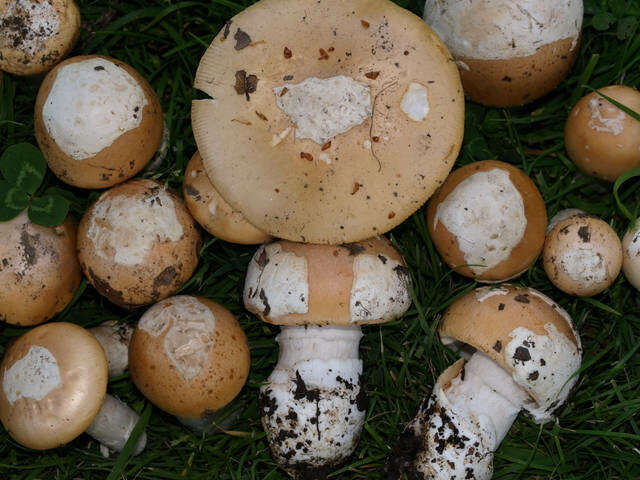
[[89, 320, 135, 377], [128, 295, 250, 431], [565, 85, 640, 181], [387, 285, 582, 479], [183, 151, 272, 244], [0, 322, 147, 455], [543, 214, 622, 296], [77, 179, 201, 309], [192, 0, 464, 244], [547, 208, 585, 234], [34, 55, 164, 189], [0, 0, 81, 76], [423, 0, 583, 106], [0, 210, 81, 326], [622, 219, 640, 291], [244, 238, 412, 476], [427, 160, 547, 282]]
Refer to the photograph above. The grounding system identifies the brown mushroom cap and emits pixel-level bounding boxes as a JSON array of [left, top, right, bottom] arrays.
[[128, 295, 250, 418], [0, 210, 81, 326], [243, 237, 412, 326], [192, 0, 464, 244], [543, 214, 622, 296], [565, 85, 640, 182], [0, 0, 81, 76], [183, 151, 272, 244], [427, 160, 547, 282], [77, 179, 201, 309], [0, 322, 108, 449], [34, 55, 163, 189], [622, 220, 640, 291]]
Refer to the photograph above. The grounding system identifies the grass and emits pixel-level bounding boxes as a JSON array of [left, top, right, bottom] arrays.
[[1, 0, 640, 478]]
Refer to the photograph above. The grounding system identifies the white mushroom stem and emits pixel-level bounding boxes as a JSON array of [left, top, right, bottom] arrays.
[[89, 321, 134, 378], [85, 394, 147, 456], [259, 326, 366, 475]]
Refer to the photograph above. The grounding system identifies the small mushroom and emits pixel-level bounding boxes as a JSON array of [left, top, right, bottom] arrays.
[[427, 160, 547, 282], [0, 0, 81, 75], [34, 55, 164, 189], [565, 85, 640, 182], [77, 179, 201, 309], [543, 214, 622, 296], [387, 285, 582, 479], [0, 210, 81, 326], [0, 322, 146, 455], [89, 320, 135, 377], [621, 219, 640, 292]]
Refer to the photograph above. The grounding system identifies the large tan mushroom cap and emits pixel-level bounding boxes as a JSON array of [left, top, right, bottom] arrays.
[[183, 151, 272, 244], [427, 160, 547, 282], [243, 237, 412, 326], [0, 322, 108, 449], [0, 0, 80, 76], [0, 210, 81, 326], [565, 85, 640, 182], [77, 179, 201, 309], [129, 296, 250, 418], [192, 0, 464, 244], [34, 55, 163, 189]]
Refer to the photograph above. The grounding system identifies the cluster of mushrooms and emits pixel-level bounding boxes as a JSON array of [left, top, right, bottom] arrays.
[[0, 0, 639, 479]]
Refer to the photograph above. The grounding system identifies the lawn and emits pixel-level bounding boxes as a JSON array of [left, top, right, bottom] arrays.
[[1, 0, 639, 479]]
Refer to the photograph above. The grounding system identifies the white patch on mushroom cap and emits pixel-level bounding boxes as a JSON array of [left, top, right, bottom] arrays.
[[3, 345, 61, 404], [243, 243, 309, 319], [423, 0, 583, 60], [400, 83, 429, 121], [350, 254, 412, 324], [559, 248, 608, 286], [622, 221, 640, 291], [42, 58, 148, 160], [86, 186, 183, 267], [505, 322, 581, 424], [434, 168, 527, 274], [474, 285, 510, 302], [273, 76, 372, 145], [588, 97, 627, 136], [547, 208, 585, 234], [0, 0, 60, 55]]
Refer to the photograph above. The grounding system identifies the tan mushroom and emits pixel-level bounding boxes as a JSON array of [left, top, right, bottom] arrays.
[[622, 219, 640, 291], [192, 0, 464, 244]]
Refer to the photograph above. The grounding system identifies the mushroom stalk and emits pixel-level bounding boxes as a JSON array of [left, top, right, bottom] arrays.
[[89, 321, 134, 377], [259, 325, 367, 477]]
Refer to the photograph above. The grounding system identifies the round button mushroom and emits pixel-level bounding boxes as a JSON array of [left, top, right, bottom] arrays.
[[543, 214, 622, 296], [0, 322, 146, 454], [388, 285, 582, 479], [34, 55, 164, 189], [622, 219, 640, 291], [244, 237, 412, 476], [77, 179, 201, 309], [0, 210, 81, 326], [128, 295, 250, 426], [0, 0, 80, 76], [427, 160, 547, 283], [423, 0, 583, 107], [192, 0, 464, 244], [565, 85, 640, 182], [183, 151, 272, 244]]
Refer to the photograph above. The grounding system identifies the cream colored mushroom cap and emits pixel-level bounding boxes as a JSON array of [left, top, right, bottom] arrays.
[[192, 0, 464, 244], [622, 220, 640, 291], [0, 322, 108, 449]]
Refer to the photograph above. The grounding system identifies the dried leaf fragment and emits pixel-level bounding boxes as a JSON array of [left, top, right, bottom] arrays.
[[361, 20, 370, 29], [255, 111, 268, 121], [234, 28, 252, 50], [234, 70, 259, 100], [318, 48, 329, 60], [321, 141, 332, 151], [300, 152, 313, 162], [221, 20, 232, 41], [279, 87, 289, 97], [284, 46, 292, 59], [351, 182, 360, 195], [365, 71, 380, 79]]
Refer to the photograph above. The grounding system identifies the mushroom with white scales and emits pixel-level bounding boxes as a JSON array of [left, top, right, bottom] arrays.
[[244, 237, 412, 477], [0, 322, 147, 455], [192, 0, 464, 244], [89, 320, 135, 378], [427, 160, 547, 283], [387, 285, 582, 479], [543, 214, 622, 296], [423, 0, 584, 107], [622, 219, 640, 292]]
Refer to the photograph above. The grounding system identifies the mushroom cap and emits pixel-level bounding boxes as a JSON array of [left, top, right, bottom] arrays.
[[622, 220, 640, 291], [183, 151, 272, 244], [243, 237, 412, 326], [543, 214, 622, 296], [547, 208, 585, 234], [424, 0, 583, 106], [77, 179, 201, 309], [427, 160, 547, 282], [0, 322, 108, 449], [0, 210, 81, 326], [34, 55, 164, 189], [439, 284, 582, 423], [0, 0, 81, 76], [192, 0, 464, 244], [128, 295, 250, 418], [565, 85, 640, 182]]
